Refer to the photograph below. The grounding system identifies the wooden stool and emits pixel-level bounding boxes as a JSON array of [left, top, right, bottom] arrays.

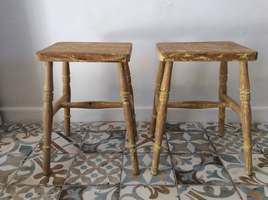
[[36, 42, 139, 176], [150, 41, 257, 176]]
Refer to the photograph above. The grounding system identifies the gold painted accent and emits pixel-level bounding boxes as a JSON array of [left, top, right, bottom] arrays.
[[153, 143, 161, 151], [240, 89, 250, 101], [43, 145, 50, 150], [120, 91, 130, 102], [159, 90, 168, 102]]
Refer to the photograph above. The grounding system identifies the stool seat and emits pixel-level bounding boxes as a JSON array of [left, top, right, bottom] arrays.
[[157, 41, 257, 61], [36, 42, 132, 62]]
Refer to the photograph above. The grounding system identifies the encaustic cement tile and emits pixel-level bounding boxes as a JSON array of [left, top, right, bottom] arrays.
[[220, 154, 268, 185], [166, 122, 204, 132], [34, 132, 81, 155], [203, 123, 262, 154], [121, 153, 175, 186], [177, 185, 241, 200], [0, 153, 25, 185], [236, 185, 268, 200], [87, 121, 126, 132], [60, 184, 119, 200], [171, 153, 232, 185], [167, 131, 214, 154], [65, 153, 122, 186], [125, 131, 169, 153], [0, 184, 62, 200], [0, 130, 42, 157], [119, 185, 179, 200], [9, 153, 74, 186], [81, 131, 125, 153]]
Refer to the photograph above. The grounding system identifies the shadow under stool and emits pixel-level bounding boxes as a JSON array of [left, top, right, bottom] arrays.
[[36, 42, 139, 176], [150, 41, 258, 176]]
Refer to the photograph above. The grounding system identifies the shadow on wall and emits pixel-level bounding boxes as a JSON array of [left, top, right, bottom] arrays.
[[0, 1, 45, 122]]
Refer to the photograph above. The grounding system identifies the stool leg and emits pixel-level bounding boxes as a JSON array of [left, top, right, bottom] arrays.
[[151, 61, 173, 176], [124, 62, 137, 138], [118, 62, 139, 175], [218, 61, 228, 136], [240, 61, 253, 176], [150, 61, 165, 137], [62, 62, 71, 136], [42, 62, 53, 176]]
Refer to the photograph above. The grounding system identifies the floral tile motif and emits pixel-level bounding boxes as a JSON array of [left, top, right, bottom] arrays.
[[81, 131, 125, 153], [237, 185, 268, 200], [166, 122, 204, 132], [1, 121, 24, 133], [87, 121, 126, 132], [125, 131, 168, 153], [121, 153, 175, 185], [0, 130, 41, 157], [53, 122, 88, 144], [34, 132, 81, 155], [137, 121, 150, 131], [178, 185, 241, 200], [167, 131, 214, 154], [0, 153, 25, 185], [220, 154, 268, 185], [10, 153, 74, 186], [119, 185, 178, 200], [60, 185, 119, 200], [204, 123, 262, 154], [65, 153, 122, 185], [1, 184, 61, 200], [172, 153, 232, 185]]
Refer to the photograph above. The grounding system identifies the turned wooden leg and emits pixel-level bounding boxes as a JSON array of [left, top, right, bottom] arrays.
[[123, 62, 137, 137], [218, 61, 228, 136], [240, 61, 253, 176], [151, 61, 173, 175], [150, 61, 165, 137], [42, 62, 53, 176], [62, 62, 71, 136], [118, 62, 139, 175]]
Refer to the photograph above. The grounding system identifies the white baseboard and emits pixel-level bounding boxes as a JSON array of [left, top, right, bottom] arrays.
[[0, 106, 268, 123]]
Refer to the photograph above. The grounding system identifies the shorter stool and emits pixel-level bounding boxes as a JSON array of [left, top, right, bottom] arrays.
[[150, 41, 257, 176]]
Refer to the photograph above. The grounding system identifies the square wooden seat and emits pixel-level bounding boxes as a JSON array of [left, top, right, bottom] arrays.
[[157, 41, 257, 61], [36, 42, 132, 62], [36, 42, 139, 177], [151, 41, 258, 177]]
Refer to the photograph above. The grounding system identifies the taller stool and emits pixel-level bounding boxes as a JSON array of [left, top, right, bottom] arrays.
[[36, 42, 139, 176], [150, 41, 257, 176]]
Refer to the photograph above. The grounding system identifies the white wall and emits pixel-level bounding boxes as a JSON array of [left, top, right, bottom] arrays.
[[0, 0, 268, 122]]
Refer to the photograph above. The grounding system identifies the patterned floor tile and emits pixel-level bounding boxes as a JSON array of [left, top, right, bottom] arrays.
[[166, 122, 204, 132], [172, 153, 232, 185], [220, 154, 268, 185], [87, 121, 126, 132], [121, 153, 175, 185], [0, 184, 61, 200], [81, 131, 125, 153], [178, 185, 241, 200], [65, 153, 122, 185], [60, 184, 119, 200], [167, 131, 214, 154], [137, 121, 150, 131], [204, 123, 263, 154], [53, 122, 88, 144], [119, 185, 178, 200], [34, 132, 81, 155], [237, 185, 268, 200], [0, 130, 41, 157], [0, 153, 25, 185], [10, 153, 74, 186], [125, 131, 168, 153]]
